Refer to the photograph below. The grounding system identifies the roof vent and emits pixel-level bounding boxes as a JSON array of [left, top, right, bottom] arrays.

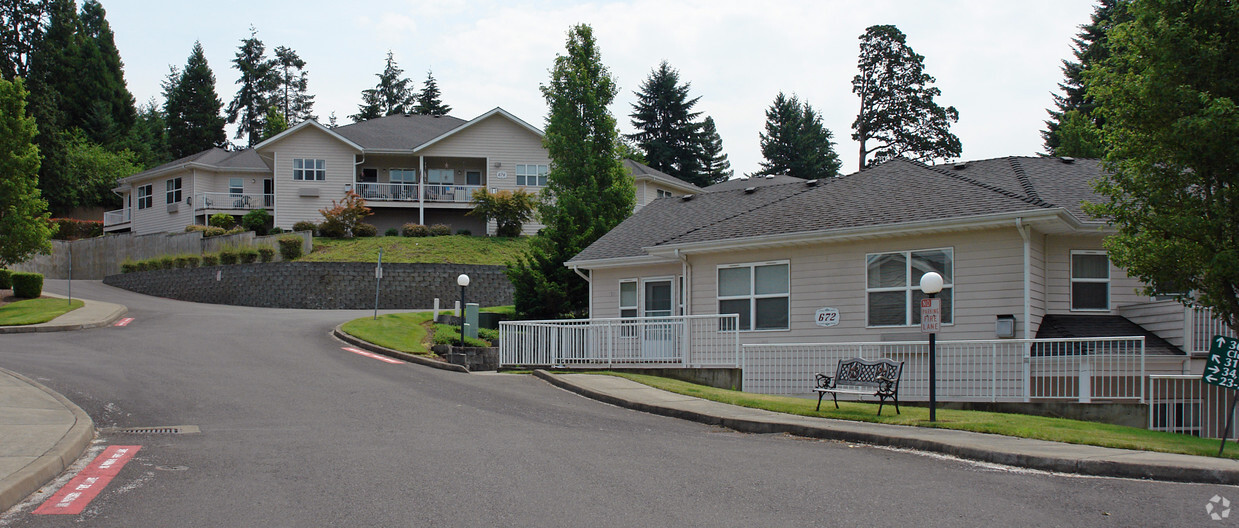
[[805, 179, 819, 186], [1060, 156, 1075, 164], [738, 176, 750, 181], [765, 175, 775, 179], [744, 187, 757, 194], [953, 162, 967, 170], [680, 194, 694, 202]]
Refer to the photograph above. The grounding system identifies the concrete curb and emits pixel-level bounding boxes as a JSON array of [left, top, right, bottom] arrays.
[[0, 368, 95, 512], [533, 370, 1239, 485], [0, 297, 127, 334], [332, 325, 469, 374]]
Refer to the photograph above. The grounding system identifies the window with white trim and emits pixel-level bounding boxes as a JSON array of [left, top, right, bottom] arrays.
[[656, 189, 673, 199], [137, 184, 152, 210], [717, 261, 789, 331], [427, 169, 453, 184], [166, 177, 182, 204], [229, 177, 244, 196], [1071, 251, 1110, 311], [390, 169, 417, 183], [619, 280, 638, 319], [516, 164, 548, 186], [293, 158, 325, 181], [866, 248, 953, 326]]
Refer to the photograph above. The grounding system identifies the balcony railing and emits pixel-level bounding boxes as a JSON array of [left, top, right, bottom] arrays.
[[195, 192, 272, 211], [103, 208, 130, 226], [422, 184, 482, 203], [354, 182, 484, 204], [499, 315, 742, 368]]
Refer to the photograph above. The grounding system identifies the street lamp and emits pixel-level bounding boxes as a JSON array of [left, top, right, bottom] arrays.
[[457, 273, 470, 347], [920, 271, 944, 422]]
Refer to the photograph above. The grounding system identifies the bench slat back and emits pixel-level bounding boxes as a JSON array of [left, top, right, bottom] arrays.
[[834, 358, 902, 388]]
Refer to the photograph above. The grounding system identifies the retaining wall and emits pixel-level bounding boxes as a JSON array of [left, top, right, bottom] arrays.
[[102, 262, 512, 309]]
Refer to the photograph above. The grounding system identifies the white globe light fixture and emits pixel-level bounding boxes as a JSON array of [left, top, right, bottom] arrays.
[[457, 274, 471, 346], [919, 270, 944, 422], [920, 271, 943, 295]]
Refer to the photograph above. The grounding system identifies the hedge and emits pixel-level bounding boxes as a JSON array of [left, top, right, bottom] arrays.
[[12, 272, 43, 298], [0, 269, 10, 289]]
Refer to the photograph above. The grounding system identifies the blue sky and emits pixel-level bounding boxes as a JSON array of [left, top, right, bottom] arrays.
[[102, 0, 1096, 176]]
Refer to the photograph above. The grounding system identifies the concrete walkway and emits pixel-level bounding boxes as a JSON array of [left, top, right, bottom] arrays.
[[534, 370, 1239, 485]]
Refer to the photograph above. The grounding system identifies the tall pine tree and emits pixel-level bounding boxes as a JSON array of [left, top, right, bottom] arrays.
[[25, 0, 78, 214], [225, 26, 276, 148], [273, 45, 314, 124], [508, 24, 634, 319], [758, 92, 840, 179], [352, 51, 414, 121], [165, 42, 226, 159], [71, 0, 134, 145], [852, 24, 960, 168], [414, 69, 451, 116], [0, 0, 50, 80], [1041, 0, 1128, 157], [699, 116, 732, 184], [627, 61, 707, 185]]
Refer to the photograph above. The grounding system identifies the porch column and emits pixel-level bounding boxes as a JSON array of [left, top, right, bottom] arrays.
[[418, 156, 425, 225]]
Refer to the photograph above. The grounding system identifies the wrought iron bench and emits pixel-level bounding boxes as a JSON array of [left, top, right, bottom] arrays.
[[814, 358, 903, 416]]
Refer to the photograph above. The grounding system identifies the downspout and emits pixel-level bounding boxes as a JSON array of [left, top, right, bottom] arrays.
[[192, 168, 199, 226], [269, 154, 276, 228], [676, 248, 690, 316], [572, 265, 591, 318], [1016, 218, 1031, 340]]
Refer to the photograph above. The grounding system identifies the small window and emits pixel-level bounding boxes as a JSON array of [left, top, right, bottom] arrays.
[[619, 280, 638, 337], [166, 177, 182, 204], [466, 171, 481, 186], [1071, 251, 1110, 311], [717, 262, 789, 331], [516, 164, 548, 186], [657, 189, 673, 199], [229, 178, 244, 196], [137, 184, 152, 210], [293, 158, 325, 181]]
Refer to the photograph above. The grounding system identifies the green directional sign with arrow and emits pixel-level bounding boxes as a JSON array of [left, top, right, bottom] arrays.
[[1204, 335, 1239, 389]]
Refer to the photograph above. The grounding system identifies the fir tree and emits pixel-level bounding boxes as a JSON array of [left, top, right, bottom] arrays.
[[24, 0, 77, 214], [508, 24, 634, 319], [273, 45, 314, 124], [165, 42, 226, 159], [352, 51, 413, 121], [758, 92, 840, 179], [852, 24, 960, 168], [414, 69, 451, 116], [120, 98, 170, 168], [0, 0, 50, 80], [72, 0, 134, 144], [1042, 0, 1128, 157], [225, 26, 277, 148], [627, 61, 706, 185], [699, 116, 732, 184]]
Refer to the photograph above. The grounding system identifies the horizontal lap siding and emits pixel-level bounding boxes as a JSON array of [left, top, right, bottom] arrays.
[[131, 169, 197, 235], [1044, 234, 1146, 314], [1028, 231, 1047, 338], [590, 264, 682, 319], [267, 127, 359, 229]]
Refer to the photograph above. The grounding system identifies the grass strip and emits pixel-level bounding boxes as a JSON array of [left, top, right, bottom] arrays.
[[303, 236, 530, 265], [593, 371, 1239, 460], [340, 312, 434, 354], [0, 298, 84, 326]]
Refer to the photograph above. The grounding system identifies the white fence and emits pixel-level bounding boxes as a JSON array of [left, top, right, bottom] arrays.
[[743, 337, 1146, 403], [1148, 375, 1239, 438], [499, 315, 740, 368], [1189, 306, 1238, 353]]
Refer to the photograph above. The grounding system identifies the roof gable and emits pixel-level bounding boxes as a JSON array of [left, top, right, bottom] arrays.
[[413, 107, 542, 152], [623, 159, 700, 193], [253, 119, 364, 152]]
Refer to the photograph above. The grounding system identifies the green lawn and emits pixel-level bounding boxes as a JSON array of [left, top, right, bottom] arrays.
[[302, 236, 530, 265], [340, 312, 434, 354], [595, 372, 1239, 460], [0, 298, 84, 326]]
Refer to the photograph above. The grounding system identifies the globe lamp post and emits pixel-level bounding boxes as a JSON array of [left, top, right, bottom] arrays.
[[920, 271, 944, 422], [457, 274, 470, 347]]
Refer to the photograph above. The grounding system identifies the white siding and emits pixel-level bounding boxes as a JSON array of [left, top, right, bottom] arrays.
[[590, 263, 684, 319], [127, 168, 199, 235], [265, 126, 361, 229], [1044, 234, 1146, 314]]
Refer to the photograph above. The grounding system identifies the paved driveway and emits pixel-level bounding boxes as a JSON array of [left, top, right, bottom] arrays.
[[0, 280, 1229, 526]]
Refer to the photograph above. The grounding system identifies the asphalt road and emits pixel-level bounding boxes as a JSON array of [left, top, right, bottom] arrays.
[[0, 280, 1231, 526]]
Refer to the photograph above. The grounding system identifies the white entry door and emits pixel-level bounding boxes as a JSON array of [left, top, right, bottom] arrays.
[[641, 279, 677, 359]]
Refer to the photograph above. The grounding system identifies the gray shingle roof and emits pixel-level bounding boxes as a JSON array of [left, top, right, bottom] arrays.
[[622, 159, 700, 191], [702, 174, 802, 192], [570, 156, 1106, 264], [333, 113, 467, 150], [1035, 314, 1183, 355], [125, 147, 270, 182]]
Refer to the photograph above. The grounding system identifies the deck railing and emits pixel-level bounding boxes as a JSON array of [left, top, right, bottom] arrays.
[[354, 182, 419, 202], [422, 184, 483, 203], [1148, 375, 1238, 438], [103, 208, 130, 226], [742, 337, 1146, 402], [1188, 306, 1238, 353], [194, 192, 272, 211], [499, 315, 741, 368]]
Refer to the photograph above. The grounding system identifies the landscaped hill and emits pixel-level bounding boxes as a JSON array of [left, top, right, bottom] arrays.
[[300, 236, 531, 266]]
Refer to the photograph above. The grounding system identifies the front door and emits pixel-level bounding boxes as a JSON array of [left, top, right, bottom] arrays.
[[263, 179, 273, 207], [641, 279, 677, 359]]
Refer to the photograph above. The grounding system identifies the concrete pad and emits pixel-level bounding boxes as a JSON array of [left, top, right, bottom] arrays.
[[0, 368, 94, 511], [0, 425, 74, 456]]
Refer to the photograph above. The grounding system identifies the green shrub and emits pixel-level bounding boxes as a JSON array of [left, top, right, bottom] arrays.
[[354, 223, 378, 237], [209, 213, 236, 229], [278, 236, 303, 261], [49, 218, 103, 240], [257, 247, 275, 263], [11, 272, 43, 298], [225, 226, 245, 236], [428, 224, 451, 236], [468, 188, 536, 237], [384, 228, 399, 237], [202, 254, 220, 266], [269, 226, 284, 235], [120, 260, 136, 273], [456, 229, 472, 236], [318, 221, 347, 238], [292, 221, 317, 234], [239, 248, 260, 264], [174, 255, 190, 268], [402, 223, 429, 237], [219, 248, 239, 265], [186, 255, 201, 267], [432, 323, 490, 347], [0, 269, 10, 289], [242, 208, 272, 235]]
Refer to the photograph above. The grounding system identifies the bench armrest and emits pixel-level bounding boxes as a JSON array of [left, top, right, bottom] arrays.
[[815, 373, 834, 389], [875, 376, 897, 393]]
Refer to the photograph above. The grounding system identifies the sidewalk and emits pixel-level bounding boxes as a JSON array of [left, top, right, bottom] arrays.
[[534, 370, 1239, 485], [0, 294, 127, 334], [0, 368, 94, 511]]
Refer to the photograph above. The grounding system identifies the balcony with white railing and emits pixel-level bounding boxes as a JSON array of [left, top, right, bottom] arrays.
[[422, 184, 483, 204], [353, 182, 419, 202], [194, 192, 273, 211], [103, 208, 130, 227]]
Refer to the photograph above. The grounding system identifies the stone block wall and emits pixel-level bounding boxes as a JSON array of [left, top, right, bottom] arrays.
[[102, 262, 512, 309]]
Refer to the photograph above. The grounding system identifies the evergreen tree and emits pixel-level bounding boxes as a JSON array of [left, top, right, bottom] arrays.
[[327, 111, 338, 128], [120, 98, 170, 168], [508, 24, 634, 319], [273, 45, 314, 124], [165, 42, 226, 159], [699, 116, 732, 184], [758, 92, 841, 179], [225, 26, 277, 148], [0, 0, 50, 80], [852, 24, 960, 168], [260, 105, 287, 141], [627, 61, 706, 185], [24, 0, 77, 214], [1042, 0, 1128, 157], [0, 77, 54, 267], [352, 51, 413, 121], [414, 69, 451, 116], [71, 0, 134, 144]]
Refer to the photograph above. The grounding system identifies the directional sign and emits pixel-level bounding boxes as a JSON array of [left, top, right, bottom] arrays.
[[1204, 335, 1239, 389], [920, 298, 941, 333]]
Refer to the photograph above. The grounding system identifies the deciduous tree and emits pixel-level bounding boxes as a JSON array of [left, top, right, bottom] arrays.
[[758, 92, 840, 179], [0, 77, 54, 267]]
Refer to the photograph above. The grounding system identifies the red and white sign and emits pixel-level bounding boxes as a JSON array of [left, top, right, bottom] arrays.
[[342, 346, 404, 364], [920, 298, 941, 333], [112, 318, 134, 327], [34, 445, 141, 515]]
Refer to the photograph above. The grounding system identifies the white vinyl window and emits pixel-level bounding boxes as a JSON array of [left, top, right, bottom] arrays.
[[229, 177, 244, 196], [657, 189, 673, 199], [1071, 251, 1110, 311], [166, 177, 182, 204], [717, 261, 789, 331], [137, 184, 152, 210], [516, 164, 548, 186], [293, 158, 325, 181], [390, 169, 417, 183], [426, 169, 453, 184], [619, 280, 638, 319], [866, 248, 953, 327]]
